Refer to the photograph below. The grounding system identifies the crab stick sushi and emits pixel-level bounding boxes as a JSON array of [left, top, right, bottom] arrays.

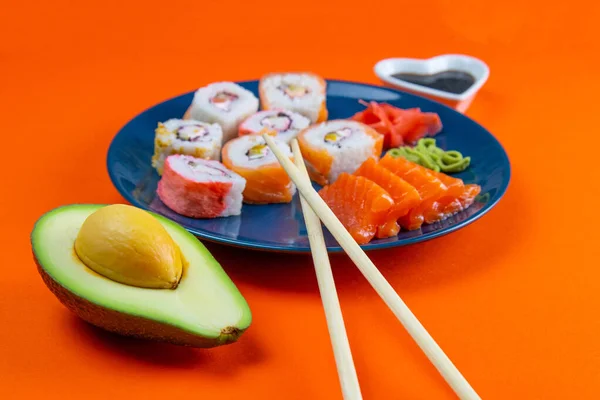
[[354, 158, 421, 238], [151, 119, 223, 175], [184, 82, 259, 143], [318, 173, 394, 244], [156, 155, 246, 218], [297, 120, 384, 185], [238, 109, 310, 143], [259, 72, 327, 123], [222, 132, 296, 204]]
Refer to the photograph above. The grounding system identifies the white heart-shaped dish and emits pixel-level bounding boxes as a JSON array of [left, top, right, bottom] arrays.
[[374, 54, 490, 112]]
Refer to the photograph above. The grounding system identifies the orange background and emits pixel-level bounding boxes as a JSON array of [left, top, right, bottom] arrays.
[[2, 1, 599, 399]]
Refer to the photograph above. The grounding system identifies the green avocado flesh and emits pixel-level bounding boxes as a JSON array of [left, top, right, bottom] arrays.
[[31, 204, 252, 347]]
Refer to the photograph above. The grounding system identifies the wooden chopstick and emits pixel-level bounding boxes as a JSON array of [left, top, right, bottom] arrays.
[[264, 134, 481, 400], [291, 139, 362, 400]]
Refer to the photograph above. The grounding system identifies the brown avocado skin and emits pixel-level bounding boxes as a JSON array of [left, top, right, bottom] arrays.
[[34, 254, 244, 348]]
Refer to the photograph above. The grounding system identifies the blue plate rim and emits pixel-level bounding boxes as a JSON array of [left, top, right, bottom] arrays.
[[106, 78, 511, 253]]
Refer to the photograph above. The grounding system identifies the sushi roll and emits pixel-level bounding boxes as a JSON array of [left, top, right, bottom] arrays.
[[259, 72, 327, 123], [156, 155, 246, 218], [297, 120, 384, 186], [151, 119, 223, 175], [238, 109, 310, 144], [221, 132, 296, 204], [184, 82, 259, 143]]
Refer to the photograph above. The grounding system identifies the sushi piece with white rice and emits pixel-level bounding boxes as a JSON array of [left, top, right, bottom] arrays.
[[184, 82, 259, 143], [157, 155, 246, 218], [259, 72, 328, 123], [151, 119, 223, 175], [297, 120, 383, 185], [238, 109, 310, 144], [222, 131, 296, 204]]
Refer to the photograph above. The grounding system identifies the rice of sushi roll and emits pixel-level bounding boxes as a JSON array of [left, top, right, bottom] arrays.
[[184, 82, 259, 143], [157, 155, 246, 218], [151, 119, 223, 175], [297, 120, 383, 186], [259, 72, 327, 123], [222, 131, 296, 204], [238, 109, 310, 144]]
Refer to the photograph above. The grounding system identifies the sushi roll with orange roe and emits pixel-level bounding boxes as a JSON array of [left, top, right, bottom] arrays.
[[297, 120, 383, 186], [259, 72, 328, 123], [222, 130, 296, 204], [426, 170, 481, 222]]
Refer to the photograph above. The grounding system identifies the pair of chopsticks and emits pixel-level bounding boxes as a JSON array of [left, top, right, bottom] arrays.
[[263, 134, 481, 400]]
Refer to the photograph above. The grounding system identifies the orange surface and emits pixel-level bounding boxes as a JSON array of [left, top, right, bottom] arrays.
[[2, 1, 600, 399]]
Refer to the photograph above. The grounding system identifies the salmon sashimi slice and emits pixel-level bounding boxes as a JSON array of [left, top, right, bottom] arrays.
[[458, 184, 481, 209], [432, 170, 465, 197], [353, 158, 422, 238], [440, 184, 482, 217], [423, 170, 483, 223], [318, 173, 394, 244], [376, 219, 401, 238], [422, 170, 466, 223], [379, 153, 448, 201], [379, 153, 448, 230]]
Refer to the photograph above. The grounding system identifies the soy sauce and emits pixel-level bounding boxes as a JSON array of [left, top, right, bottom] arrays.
[[391, 70, 475, 95]]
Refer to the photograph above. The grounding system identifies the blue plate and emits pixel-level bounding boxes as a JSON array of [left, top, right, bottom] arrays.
[[107, 79, 510, 253]]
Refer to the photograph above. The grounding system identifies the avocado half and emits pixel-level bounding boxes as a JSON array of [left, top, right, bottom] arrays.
[[31, 204, 252, 348]]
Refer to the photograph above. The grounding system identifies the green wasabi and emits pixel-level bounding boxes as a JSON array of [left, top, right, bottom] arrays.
[[387, 138, 471, 173]]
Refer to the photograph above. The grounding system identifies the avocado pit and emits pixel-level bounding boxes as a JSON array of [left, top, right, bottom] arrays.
[[73, 204, 183, 289]]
